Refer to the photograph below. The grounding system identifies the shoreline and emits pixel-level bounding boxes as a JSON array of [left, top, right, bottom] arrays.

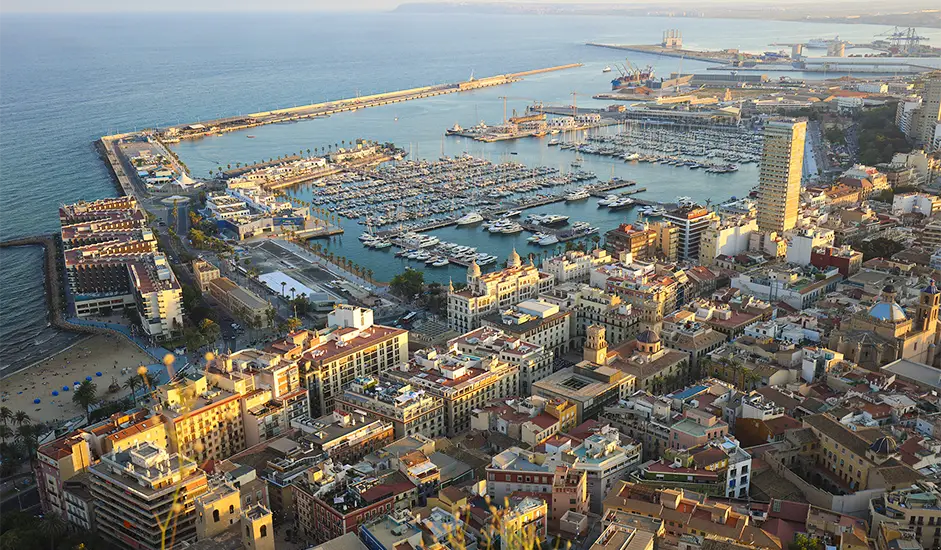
[[0, 334, 93, 381]]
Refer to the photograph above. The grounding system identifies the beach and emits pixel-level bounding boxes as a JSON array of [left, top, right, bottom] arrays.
[[0, 334, 155, 425]]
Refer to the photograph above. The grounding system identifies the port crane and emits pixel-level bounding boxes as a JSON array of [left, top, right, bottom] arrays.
[[614, 58, 654, 80], [875, 27, 929, 55]]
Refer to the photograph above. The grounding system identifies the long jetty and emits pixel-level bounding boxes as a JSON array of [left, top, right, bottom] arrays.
[[159, 63, 583, 142], [586, 43, 731, 64]]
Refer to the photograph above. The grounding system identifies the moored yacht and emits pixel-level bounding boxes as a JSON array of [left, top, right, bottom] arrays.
[[456, 212, 484, 225]]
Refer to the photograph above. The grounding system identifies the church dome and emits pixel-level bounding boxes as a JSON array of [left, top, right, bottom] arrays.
[[508, 248, 522, 268], [882, 284, 896, 294], [468, 260, 481, 278], [868, 302, 907, 322], [636, 329, 661, 345], [869, 436, 898, 455]]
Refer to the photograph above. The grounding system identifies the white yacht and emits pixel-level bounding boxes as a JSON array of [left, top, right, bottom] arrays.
[[527, 233, 546, 243], [597, 195, 619, 206], [432, 258, 449, 267], [565, 189, 590, 202], [503, 210, 522, 218], [456, 212, 484, 225], [500, 223, 523, 234], [538, 235, 560, 246], [602, 66, 612, 73]]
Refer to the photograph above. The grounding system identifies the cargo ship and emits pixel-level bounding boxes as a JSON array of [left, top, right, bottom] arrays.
[[611, 59, 655, 91]]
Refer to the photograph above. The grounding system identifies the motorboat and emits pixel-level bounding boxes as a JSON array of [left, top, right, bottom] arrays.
[[500, 223, 524, 234], [608, 197, 636, 210], [548, 139, 561, 146], [602, 66, 612, 73], [597, 195, 619, 206], [565, 189, 590, 202], [527, 232, 546, 243], [456, 212, 484, 225], [373, 240, 392, 249], [432, 258, 450, 267], [540, 214, 569, 226], [538, 235, 560, 246], [503, 210, 522, 218]]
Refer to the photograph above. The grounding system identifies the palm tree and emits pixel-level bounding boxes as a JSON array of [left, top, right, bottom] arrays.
[[307, 148, 311, 156], [12, 411, 29, 427], [16, 424, 39, 461], [0, 407, 11, 426], [290, 287, 296, 300], [124, 375, 142, 406], [0, 425, 12, 445], [366, 269, 374, 283], [280, 281, 287, 297], [41, 513, 68, 550], [72, 380, 99, 420]]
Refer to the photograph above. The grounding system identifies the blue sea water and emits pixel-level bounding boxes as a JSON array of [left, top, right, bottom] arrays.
[[2, 12, 939, 370]]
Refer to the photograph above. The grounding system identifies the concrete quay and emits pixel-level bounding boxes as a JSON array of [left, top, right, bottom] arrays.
[[586, 43, 731, 64]]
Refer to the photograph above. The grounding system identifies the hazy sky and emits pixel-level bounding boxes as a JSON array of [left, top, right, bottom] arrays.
[[1, 0, 876, 14]]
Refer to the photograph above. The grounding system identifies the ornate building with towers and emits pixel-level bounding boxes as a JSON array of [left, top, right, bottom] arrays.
[[829, 282, 941, 369], [447, 249, 555, 333]]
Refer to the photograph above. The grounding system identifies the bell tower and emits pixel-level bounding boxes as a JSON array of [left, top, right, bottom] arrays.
[[917, 279, 940, 333], [584, 325, 608, 365]]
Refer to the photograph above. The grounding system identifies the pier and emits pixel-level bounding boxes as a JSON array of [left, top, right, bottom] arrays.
[[156, 64, 584, 142]]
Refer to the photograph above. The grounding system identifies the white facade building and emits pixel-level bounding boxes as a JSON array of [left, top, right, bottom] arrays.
[[785, 228, 835, 265]]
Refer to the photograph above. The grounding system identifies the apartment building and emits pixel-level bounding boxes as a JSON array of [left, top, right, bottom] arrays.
[[870, 482, 941, 549], [335, 375, 445, 439], [89, 443, 209, 550], [35, 434, 92, 518], [698, 216, 758, 266], [387, 347, 519, 436], [207, 276, 272, 328], [59, 197, 183, 338], [291, 410, 395, 464], [603, 482, 781, 549], [605, 223, 659, 260], [571, 426, 643, 512], [157, 371, 246, 463], [274, 305, 408, 417], [449, 325, 552, 395], [480, 299, 572, 358], [447, 250, 555, 333], [662, 206, 719, 261], [756, 119, 807, 234], [293, 476, 399, 545], [487, 449, 589, 520], [542, 249, 613, 284]]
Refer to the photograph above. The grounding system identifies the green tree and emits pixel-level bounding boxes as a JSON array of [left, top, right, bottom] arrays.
[[390, 269, 424, 299], [72, 380, 99, 419], [282, 317, 303, 333], [0, 425, 11, 445], [0, 406, 11, 426], [199, 318, 221, 344], [15, 424, 39, 462], [790, 533, 822, 550], [12, 411, 29, 427]]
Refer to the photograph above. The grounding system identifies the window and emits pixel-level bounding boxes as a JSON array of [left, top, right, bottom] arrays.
[[229, 505, 235, 514], [213, 510, 220, 523], [261, 526, 267, 538]]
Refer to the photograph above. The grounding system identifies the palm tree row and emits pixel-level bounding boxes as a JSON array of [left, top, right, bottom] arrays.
[[0, 406, 42, 475], [306, 243, 374, 283]]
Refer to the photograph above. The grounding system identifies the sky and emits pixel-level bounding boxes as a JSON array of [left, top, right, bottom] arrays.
[[0, 0, 891, 14]]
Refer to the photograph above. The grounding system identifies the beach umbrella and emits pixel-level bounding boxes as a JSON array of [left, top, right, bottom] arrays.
[[86, 376, 93, 381], [74, 381, 80, 385], [52, 391, 59, 396], [33, 399, 40, 404], [96, 372, 102, 377], [62, 386, 70, 391]]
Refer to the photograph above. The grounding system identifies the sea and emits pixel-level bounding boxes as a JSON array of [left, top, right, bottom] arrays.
[[2, 12, 940, 372]]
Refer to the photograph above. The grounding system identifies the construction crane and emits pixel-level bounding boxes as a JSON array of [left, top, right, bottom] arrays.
[[875, 26, 929, 55]]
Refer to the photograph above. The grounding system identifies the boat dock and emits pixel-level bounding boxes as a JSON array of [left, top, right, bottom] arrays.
[[159, 63, 583, 142]]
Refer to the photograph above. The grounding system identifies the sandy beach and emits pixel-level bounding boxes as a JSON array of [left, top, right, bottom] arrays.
[[0, 333, 156, 425]]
